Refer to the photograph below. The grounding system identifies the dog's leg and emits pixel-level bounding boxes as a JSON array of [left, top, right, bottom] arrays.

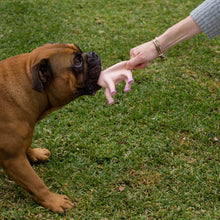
[[1, 154, 73, 213], [26, 147, 51, 163]]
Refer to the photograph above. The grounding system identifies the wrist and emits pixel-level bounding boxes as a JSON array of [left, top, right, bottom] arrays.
[[157, 34, 169, 53], [152, 37, 166, 60]]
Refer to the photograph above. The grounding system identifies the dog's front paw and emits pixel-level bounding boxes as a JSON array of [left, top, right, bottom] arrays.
[[27, 148, 51, 163], [40, 192, 74, 213]]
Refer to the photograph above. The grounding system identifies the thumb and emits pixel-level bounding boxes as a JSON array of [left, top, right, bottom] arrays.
[[126, 57, 141, 70]]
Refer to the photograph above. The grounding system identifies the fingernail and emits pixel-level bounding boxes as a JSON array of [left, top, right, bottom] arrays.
[[110, 90, 116, 96], [108, 100, 114, 105], [124, 87, 131, 92], [128, 78, 134, 84]]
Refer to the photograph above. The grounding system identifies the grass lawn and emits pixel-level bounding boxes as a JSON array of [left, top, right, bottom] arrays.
[[0, 0, 219, 219]]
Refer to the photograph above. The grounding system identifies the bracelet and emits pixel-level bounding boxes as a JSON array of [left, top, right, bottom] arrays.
[[152, 37, 166, 60]]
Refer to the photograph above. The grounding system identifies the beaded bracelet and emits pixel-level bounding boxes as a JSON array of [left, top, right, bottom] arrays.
[[152, 37, 166, 60]]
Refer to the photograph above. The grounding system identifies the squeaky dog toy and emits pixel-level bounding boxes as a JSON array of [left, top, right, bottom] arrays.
[[97, 61, 134, 104]]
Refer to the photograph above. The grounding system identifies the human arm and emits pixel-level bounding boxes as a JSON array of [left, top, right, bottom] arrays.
[[157, 16, 202, 53], [127, 0, 220, 70], [126, 15, 202, 70]]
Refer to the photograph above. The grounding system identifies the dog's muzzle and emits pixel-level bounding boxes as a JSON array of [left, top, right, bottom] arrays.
[[79, 51, 102, 96]]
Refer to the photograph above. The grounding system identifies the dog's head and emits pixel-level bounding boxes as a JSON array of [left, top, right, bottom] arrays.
[[31, 43, 102, 106]]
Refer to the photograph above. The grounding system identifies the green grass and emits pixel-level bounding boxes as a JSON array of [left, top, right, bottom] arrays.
[[0, 0, 219, 219]]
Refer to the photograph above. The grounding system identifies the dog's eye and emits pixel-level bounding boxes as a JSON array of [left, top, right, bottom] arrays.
[[74, 54, 83, 68]]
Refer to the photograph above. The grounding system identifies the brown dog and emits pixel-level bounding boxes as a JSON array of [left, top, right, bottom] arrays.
[[0, 43, 101, 213]]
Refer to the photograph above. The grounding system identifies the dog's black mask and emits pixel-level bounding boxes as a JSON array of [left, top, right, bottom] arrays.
[[84, 51, 102, 95], [76, 51, 102, 96]]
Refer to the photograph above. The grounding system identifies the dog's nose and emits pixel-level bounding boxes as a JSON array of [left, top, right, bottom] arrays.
[[89, 52, 99, 59]]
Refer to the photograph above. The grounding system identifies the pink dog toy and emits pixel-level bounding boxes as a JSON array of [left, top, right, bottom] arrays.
[[98, 61, 134, 105]]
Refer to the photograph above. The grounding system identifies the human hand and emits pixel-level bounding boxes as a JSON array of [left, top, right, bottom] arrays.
[[97, 61, 134, 105], [126, 41, 158, 70]]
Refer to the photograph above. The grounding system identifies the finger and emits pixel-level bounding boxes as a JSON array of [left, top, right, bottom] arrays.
[[134, 63, 146, 69], [126, 57, 141, 70], [104, 78, 117, 96], [127, 60, 146, 70], [124, 82, 131, 92], [127, 72, 134, 85], [105, 88, 114, 105], [135, 61, 151, 69], [130, 48, 137, 58]]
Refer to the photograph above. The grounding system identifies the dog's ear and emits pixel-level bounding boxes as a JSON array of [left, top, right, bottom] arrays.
[[31, 59, 53, 92]]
